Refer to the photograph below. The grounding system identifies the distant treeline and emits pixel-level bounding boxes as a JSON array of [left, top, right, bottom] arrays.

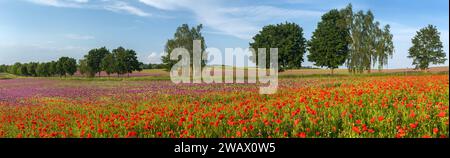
[[0, 46, 143, 77], [79, 47, 142, 77], [0, 57, 76, 77], [142, 63, 165, 69]]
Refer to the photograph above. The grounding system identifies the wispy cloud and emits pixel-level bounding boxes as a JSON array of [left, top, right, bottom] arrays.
[[26, 0, 151, 17], [138, 0, 322, 39], [104, 1, 151, 17], [26, 0, 88, 8], [65, 34, 95, 40]]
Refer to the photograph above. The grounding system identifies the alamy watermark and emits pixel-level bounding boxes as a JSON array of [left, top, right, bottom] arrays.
[[169, 40, 278, 94]]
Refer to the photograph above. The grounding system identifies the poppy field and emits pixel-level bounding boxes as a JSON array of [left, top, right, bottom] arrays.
[[0, 74, 448, 138]]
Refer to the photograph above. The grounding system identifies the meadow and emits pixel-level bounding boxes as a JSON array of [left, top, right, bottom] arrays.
[[0, 68, 448, 138]]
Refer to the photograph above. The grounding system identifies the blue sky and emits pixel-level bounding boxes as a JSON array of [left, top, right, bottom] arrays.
[[0, 0, 448, 68]]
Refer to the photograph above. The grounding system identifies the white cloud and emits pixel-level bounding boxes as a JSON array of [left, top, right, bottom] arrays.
[[104, 1, 151, 17], [138, 0, 322, 39], [65, 34, 95, 40], [26, 0, 87, 8], [26, 0, 151, 17], [138, 0, 183, 10], [146, 52, 164, 64]]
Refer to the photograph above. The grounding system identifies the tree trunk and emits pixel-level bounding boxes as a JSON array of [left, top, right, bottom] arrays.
[[128, 73, 130, 78], [331, 68, 334, 75]]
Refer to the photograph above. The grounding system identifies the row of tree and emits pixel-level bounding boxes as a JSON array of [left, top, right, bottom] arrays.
[[0, 47, 143, 78], [79, 47, 143, 77], [249, 4, 390, 73], [161, 4, 446, 74], [142, 63, 165, 69], [249, 4, 445, 73], [0, 57, 77, 77]]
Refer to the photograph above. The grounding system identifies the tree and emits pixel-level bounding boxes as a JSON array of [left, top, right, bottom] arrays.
[[112, 47, 142, 77], [79, 59, 91, 77], [101, 53, 116, 76], [44, 62, 52, 76], [408, 25, 447, 70], [57, 57, 67, 77], [85, 47, 110, 77], [373, 24, 394, 71], [36, 62, 49, 77], [124, 49, 143, 76], [56, 57, 77, 76], [20, 63, 29, 76], [250, 22, 306, 71], [0, 65, 6, 73], [12, 62, 22, 75], [308, 9, 350, 74], [343, 4, 394, 74], [48, 61, 57, 76], [27, 62, 38, 77], [112, 47, 127, 77], [64, 57, 77, 76], [161, 24, 206, 71]]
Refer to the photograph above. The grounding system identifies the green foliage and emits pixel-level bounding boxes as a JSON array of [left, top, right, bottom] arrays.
[[1, 46, 143, 78], [101, 53, 116, 76], [161, 24, 206, 71], [65, 57, 77, 76], [112, 47, 143, 77], [408, 25, 447, 70], [79, 59, 92, 77], [56, 57, 77, 77], [19, 63, 29, 76], [250, 22, 307, 70], [36, 62, 49, 77], [343, 4, 394, 73], [308, 9, 350, 74], [0, 65, 7, 73], [143, 63, 165, 69], [373, 25, 394, 71], [85, 47, 110, 76], [48, 61, 57, 76], [27, 62, 38, 77]]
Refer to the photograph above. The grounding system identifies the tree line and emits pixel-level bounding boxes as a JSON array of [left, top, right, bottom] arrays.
[[0, 46, 142, 77], [79, 47, 142, 77], [248, 4, 445, 73], [162, 4, 446, 74], [0, 57, 76, 77]]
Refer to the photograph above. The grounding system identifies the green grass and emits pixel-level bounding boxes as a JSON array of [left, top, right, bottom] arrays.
[[0, 73, 17, 80], [2, 67, 448, 81]]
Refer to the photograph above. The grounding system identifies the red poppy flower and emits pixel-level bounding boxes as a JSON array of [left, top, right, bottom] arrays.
[[409, 123, 417, 129], [437, 111, 446, 118], [433, 128, 439, 134], [378, 116, 384, 122], [297, 132, 306, 138], [352, 126, 361, 134]]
